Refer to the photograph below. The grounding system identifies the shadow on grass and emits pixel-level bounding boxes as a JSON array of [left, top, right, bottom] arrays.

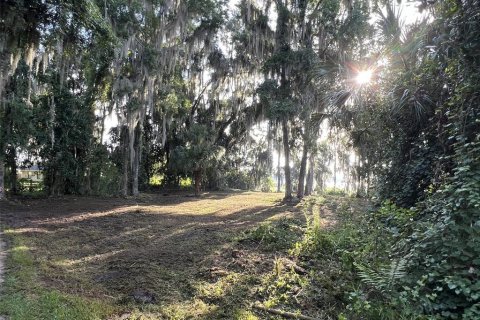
[[0, 190, 251, 222], [0, 191, 300, 319]]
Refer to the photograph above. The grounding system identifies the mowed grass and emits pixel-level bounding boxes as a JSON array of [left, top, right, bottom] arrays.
[[0, 233, 115, 319], [0, 191, 301, 320]]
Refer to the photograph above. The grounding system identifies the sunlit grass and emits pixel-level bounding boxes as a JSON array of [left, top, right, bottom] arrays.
[[0, 192, 290, 319], [0, 233, 116, 320]]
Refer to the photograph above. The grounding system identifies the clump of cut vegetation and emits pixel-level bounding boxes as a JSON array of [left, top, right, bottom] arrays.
[[239, 217, 304, 251]]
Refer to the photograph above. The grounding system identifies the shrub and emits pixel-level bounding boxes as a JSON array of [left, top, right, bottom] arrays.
[[225, 171, 254, 190], [260, 177, 275, 193], [323, 187, 346, 196]]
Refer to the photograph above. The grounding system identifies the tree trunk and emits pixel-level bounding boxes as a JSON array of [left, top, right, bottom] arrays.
[[122, 126, 129, 197], [131, 102, 147, 196], [267, 121, 273, 175], [356, 158, 362, 197], [277, 141, 281, 192], [132, 122, 143, 196], [50, 96, 55, 148], [282, 118, 292, 200], [305, 153, 314, 196], [0, 157, 4, 200], [333, 151, 337, 190], [100, 103, 107, 143], [297, 139, 308, 199], [8, 146, 17, 194], [366, 170, 370, 197], [194, 169, 202, 196]]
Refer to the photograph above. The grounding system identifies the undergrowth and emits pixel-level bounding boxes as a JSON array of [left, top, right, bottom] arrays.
[[239, 217, 304, 251], [241, 195, 427, 319]]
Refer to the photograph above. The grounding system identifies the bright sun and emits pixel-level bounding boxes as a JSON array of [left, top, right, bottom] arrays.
[[355, 69, 373, 85]]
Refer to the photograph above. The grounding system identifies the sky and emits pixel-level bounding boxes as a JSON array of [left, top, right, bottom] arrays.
[[400, 1, 430, 25]]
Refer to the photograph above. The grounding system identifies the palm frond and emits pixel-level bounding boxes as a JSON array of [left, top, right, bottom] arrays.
[[375, 4, 404, 45], [391, 87, 434, 122]]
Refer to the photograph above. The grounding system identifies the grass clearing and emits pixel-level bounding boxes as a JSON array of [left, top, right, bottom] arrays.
[[0, 191, 298, 319], [0, 192, 372, 319]]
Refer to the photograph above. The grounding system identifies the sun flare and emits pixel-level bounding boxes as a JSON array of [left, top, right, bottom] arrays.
[[355, 69, 373, 85]]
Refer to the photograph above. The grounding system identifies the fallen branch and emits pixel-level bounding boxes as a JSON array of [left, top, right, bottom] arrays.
[[284, 258, 308, 275], [252, 303, 321, 320]]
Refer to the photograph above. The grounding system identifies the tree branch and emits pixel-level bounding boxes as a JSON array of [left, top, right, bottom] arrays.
[[252, 303, 320, 320]]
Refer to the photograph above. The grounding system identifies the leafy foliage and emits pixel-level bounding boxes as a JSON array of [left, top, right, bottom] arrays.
[[347, 2, 480, 318]]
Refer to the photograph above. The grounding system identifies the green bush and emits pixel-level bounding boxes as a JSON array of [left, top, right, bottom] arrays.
[[323, 187, 346, 196], [88, 145, 122, 196], [18, 178, 44, 193], [225, 171, 254, 190], [260, 177, 275, 193]]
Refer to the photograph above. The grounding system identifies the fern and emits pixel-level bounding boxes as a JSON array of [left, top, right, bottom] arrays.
[[355, 258, 408, 294]]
